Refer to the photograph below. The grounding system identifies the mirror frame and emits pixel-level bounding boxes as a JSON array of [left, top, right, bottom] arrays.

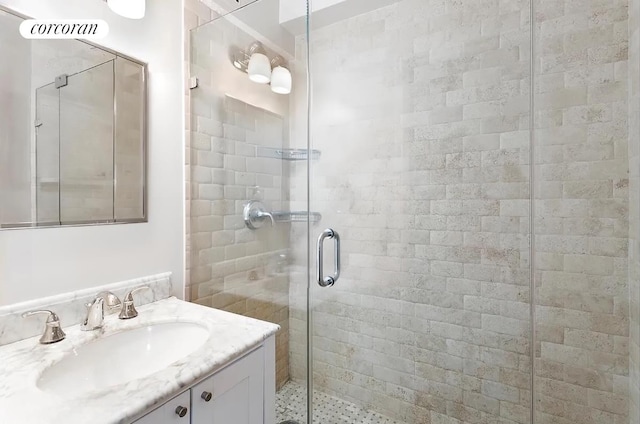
[[0, 5, 148, 230]]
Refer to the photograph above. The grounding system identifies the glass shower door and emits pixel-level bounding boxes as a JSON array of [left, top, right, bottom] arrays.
[[187, 2, 311, 423], [308, 1, 532, 423]]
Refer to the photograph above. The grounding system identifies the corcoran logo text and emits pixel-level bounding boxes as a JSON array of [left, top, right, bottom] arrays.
[[19, 20, 109, 39]]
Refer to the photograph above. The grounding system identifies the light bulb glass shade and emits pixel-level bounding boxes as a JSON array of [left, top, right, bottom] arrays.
[[107, 0, 145, 19], [248, 53, 271, 84], [270, 66, 292, 94]]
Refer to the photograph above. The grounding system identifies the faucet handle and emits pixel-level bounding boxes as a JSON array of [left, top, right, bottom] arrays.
[[119, 286, 149, 320], [257, 210, 275, 226], [96, 291, 122, 315], [22, 310, 66, 344]]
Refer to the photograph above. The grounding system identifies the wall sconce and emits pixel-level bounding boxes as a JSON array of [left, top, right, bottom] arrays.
[[233, 42, 292, 95], [104, 0, 146, 19], [248, 47, 271, 84], [270, 57, 292, 95]]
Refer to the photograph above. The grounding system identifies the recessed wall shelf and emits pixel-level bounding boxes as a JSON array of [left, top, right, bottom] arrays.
[[257, 147, 321, 161]]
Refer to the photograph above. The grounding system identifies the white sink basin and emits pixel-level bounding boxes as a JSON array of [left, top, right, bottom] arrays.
[[37, 322, 209, 396]]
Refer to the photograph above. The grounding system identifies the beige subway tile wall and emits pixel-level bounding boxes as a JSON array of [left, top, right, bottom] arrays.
[[184, 0, 218, 304], [185, 0, 639, 422], [289, 0, 534, 422], [534, 0, 630, 423], [186, 0, 293, 388], [628, 0, 640, 421]]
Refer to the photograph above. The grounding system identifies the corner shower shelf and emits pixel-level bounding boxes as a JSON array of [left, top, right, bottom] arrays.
[[257, 147, 321, 161], [272, 211, 322, 224]]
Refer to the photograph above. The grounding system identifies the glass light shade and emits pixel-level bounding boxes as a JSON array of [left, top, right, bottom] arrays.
[[248, 53, 271, 84], [270, 66, 292, 94], [107, 0, 145, 19]]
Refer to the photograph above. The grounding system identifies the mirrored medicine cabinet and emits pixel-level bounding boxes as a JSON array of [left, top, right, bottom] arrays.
[[0, 6, 147, 229]]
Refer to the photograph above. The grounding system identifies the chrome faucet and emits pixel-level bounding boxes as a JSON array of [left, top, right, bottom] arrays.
[[81, 297, 105, 331], [81, 291, 122, 331]]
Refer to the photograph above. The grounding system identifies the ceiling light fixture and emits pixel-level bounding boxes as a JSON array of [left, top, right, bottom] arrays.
[[105, 0, 146, 19]]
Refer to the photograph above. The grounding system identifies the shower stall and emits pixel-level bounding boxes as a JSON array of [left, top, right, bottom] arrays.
[[186, 0, 639, 422]]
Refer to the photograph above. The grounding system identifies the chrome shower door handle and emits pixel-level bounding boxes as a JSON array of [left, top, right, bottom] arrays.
[[317, 228, 340, 287]]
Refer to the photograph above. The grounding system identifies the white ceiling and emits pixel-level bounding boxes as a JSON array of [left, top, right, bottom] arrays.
[[199, 0, 400, 56]]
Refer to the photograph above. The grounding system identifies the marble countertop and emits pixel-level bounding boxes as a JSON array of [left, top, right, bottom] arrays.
[[0, 297, 280, 424]]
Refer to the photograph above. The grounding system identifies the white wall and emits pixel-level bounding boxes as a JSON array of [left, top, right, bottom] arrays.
[[279, 0, 398, 34], [0, 0, 184, 305]]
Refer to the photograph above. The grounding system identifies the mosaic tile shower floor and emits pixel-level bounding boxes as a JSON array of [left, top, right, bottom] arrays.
[[276, 381, 408, 424]]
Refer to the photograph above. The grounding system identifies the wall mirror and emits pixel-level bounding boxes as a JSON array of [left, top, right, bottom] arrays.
[[0, 7, 147, 229]]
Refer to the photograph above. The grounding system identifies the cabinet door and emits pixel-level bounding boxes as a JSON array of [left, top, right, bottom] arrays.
[[134, 390, 191, 424], [192, 347, 264, 424]]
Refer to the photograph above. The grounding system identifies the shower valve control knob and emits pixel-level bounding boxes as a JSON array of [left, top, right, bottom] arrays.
[[244, 200, 275, 229]]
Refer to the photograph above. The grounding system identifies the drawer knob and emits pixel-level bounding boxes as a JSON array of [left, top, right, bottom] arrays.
[[175, 406, 188, 418], [201, 391, 213, 402]]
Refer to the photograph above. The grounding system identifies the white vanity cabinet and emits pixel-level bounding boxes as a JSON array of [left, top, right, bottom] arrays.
[[134, 391, 191, 424], [191, 346, 264, 424], [133, 338, 275, 424]]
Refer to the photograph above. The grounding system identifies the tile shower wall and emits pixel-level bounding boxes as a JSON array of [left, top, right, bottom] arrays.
[[185, 1, 635, 423], [533, 0, 630, 423], [291, 1, 632, 424], [628, 0, 640, 421], [184, 0, 217, 302], [290, 0, 534, 422], [186, 0, 292, 388]]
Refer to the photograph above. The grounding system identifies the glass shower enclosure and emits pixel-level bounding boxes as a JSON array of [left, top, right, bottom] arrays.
[[188, 0, 638, 423]]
